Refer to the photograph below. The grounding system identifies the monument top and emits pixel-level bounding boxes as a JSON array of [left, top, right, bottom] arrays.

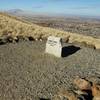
[[48, 36, 62, 41]]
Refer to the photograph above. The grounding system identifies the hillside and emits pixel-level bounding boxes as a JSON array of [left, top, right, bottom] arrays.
[[0, 12, 100, 49], [0, 12, 100, 100], [17, 14, 100, 38]]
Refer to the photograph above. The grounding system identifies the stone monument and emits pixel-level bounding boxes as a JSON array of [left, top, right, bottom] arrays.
[[45, 36, 62, 57]]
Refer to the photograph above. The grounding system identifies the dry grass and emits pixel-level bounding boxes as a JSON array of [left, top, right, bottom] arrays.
[[0, 12, 100, 49]]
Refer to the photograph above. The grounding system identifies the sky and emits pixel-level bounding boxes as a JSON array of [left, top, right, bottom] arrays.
[[0, 0, 100, 16]]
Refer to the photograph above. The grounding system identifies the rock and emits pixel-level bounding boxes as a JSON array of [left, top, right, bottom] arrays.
[[92, 84, 100, 97], [93, 96, 100, 100], [74, 90, 88, 95], [87, 76, 100, 85], [74, 90, 91, 100], [40, 39, 43, 42], [45, 36, 62, 57], [74, 77, 91, 90], [53, 91, 65, 100], [62, 35, 70, 43], [0, 38, 7, 45], [35, 38, 38, 41], [6, 36, 14, 43], [13, 36, 19, 42], [16, 35, 28, 42], [28, 36, 35, 41], [52, 95, 63, 100], [24, 36, 29, 41], [54, 89, 78, 100], [77, 95, 86, 100]]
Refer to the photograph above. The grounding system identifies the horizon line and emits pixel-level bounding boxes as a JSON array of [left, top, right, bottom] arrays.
[[0, 8, 100, 19]]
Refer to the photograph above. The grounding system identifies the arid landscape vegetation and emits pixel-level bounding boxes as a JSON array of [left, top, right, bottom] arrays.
[[0, 12, 100, 100]]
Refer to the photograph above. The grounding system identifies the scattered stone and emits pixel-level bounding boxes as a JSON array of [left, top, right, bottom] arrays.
[[40, 39, 43, 42], [92, 84, 100, 97], [74, 77, 92, 90], [88, 43, 95, 49], [13, 36, 19, 42], [86, 76, 100, 85], [6, 36, 14, 43], [0, 38, 7, 45], [28, 36, 35, 41], [54, 89, 78, 100], [77, 95, 86, 100], [93, 96, 100, 100], [35, 38, 38, 41], [45, 36, 62, 57], [24, 36, 29, 41], [62, 35, 70, 43], [74, 90, 88, 95], [52, 95, 63, 100], [16, 35, 28, 42]]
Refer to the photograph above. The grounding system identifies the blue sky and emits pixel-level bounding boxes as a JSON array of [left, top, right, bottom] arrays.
[[0, 0, 100, 16]]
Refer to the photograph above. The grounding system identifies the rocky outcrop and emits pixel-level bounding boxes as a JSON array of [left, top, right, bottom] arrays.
[[53, 89, 78, 100], [53, 77, 100, 100], [92, 83, 100, 100], [74, 77, 91, 90]]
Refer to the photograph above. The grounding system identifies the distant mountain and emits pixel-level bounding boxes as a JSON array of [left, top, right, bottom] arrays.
[[5, 9, 100, 20], [6, 9, 39, 17], [6, 9, 24, 15]]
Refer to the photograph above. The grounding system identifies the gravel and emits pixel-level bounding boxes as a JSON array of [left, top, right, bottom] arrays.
[[0, 41, 100, 100]]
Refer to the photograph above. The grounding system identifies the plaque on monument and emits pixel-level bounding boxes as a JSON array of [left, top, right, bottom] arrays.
[[45, 36, 62, 57]]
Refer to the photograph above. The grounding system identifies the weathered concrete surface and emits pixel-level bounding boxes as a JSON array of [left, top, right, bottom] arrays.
[[45, 36, 62, 57]]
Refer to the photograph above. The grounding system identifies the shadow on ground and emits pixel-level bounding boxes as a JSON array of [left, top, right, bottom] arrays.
[[62, 45, 81, 57]]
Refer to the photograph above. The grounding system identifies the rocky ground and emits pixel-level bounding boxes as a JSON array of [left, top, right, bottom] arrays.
[[0, 40, 100, 100]]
